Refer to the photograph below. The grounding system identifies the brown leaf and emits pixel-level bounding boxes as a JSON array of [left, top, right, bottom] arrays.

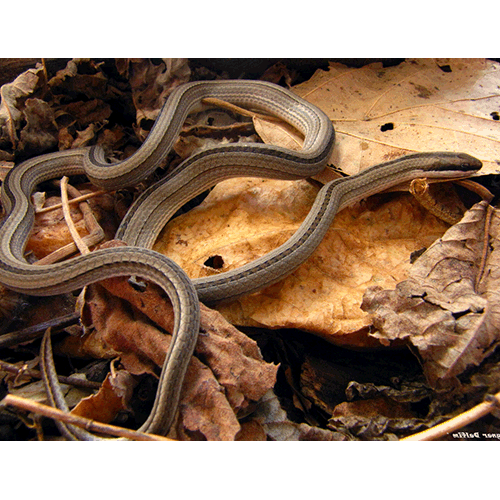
[[71, 369, 136, 423], [98, 274, 278, 408], [248, 390, 345, 441], [62, 247, 278, 440], [118, 59, 191, 140], [18, 98, 58, 153], [0, 64, 45, 149], [328, 389, 432, 440], [48, 59, 108, 101], [58, 99, 112, 129], [26, 190, 114, 259], [331, 397, 415, 420], [362, 201, 500, 388]]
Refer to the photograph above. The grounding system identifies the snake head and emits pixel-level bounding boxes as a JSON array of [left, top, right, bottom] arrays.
[[427, 152, 482, 178]]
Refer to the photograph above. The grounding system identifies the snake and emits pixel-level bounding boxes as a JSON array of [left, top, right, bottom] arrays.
[[0, 79, 482, 439]]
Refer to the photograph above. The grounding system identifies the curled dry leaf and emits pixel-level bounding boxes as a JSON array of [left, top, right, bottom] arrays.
[[70, 370, 136, 424], [17, 98, 58, 153], [0, 64, 45, 149], [361, 201, 500, 388], [60, 242, 278, 440], [116, 58, 191, 140]]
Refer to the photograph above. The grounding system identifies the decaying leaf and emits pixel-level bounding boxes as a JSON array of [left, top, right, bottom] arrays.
[[71, 369, 136, 424], [116, 58, 191, 140], [58, 241, 278, 440], [246, 390, 346, 441], [361, 201, 500, 388], [0, 59, 128, 156], [17, 98, 58, 153], [0, 64, 45, 149], [48, 59, 109, 102]]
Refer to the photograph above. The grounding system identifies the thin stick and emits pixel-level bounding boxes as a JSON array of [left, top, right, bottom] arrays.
[[36, 190, 107, 214], [35, 180, 105, 265], [400, 391, 500, 441], [202, 97, 282, 122], [0, 312, 80, 349], [60, 176, 90, 255], [1, 394, 173, 441], [0, 359, 101, 390]]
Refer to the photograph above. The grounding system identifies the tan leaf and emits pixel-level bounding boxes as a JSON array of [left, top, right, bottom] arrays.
[[155, 179, 452, 346], [361, 201, 500, 388], [293, 58, 499, 175], [253, 115, 303, 151]]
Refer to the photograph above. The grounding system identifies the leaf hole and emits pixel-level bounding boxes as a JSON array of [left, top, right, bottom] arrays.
[[438, 64, 452, 73], [491, 111, 499, 121], [380, 122, 394, 132], [204, 255, 225, 269]]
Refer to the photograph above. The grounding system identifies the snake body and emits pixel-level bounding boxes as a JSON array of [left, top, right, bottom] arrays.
[[0, 80, 482, 438]]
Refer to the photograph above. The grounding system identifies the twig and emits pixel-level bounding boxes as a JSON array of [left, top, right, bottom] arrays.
[[400, 391, 500, 441], [60, 176, 91, 255], [36, 189, 107, 214], [1, 394, 173, 441], [0, 359, 101, 390], [34, 179, 105, 265], [202, 97, 283, 122], [40, 58, 48, 85], [0, 312, 80, 349], [455, 179, 494, 204]]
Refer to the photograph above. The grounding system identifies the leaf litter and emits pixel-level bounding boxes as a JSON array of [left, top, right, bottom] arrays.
[[1, 58, 499, 440]]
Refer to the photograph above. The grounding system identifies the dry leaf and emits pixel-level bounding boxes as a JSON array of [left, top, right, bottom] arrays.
[[153, 58, 495, 347], [247, 390, 345, 441], [48, 59, 108, 101], [0, 64, 45, 149], [155, 180, 452, 346], [58, 99, 112, 129], [17, 98, 58, 153], [293, 58, 500, 175], [361, 201, 500, 388], [253, 115, 303, 151], [71, 370, 135, 423], [328, 391, 427, 440], [61, 242, 278, 440], [116, 58, 191, 140]]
